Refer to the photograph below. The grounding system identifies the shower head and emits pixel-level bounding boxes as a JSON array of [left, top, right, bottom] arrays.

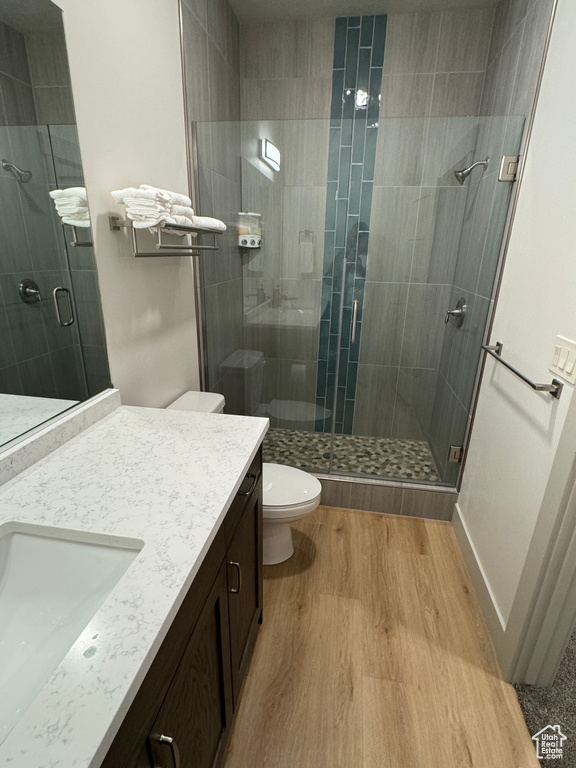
[[2, 159, 32, 183], [454, 158, 489, 185]]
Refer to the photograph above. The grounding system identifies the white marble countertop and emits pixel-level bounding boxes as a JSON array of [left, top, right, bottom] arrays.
[[0, 405, 268, 768]]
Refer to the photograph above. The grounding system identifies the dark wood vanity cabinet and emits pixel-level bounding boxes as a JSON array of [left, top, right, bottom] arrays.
[[101, 450, 262, 768]]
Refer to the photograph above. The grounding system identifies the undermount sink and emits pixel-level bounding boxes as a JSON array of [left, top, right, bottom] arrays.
[[0, 523, 142, 746]]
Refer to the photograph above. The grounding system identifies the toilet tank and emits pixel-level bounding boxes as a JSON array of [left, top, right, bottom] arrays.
[[220, 350, 264, 416], [167, 391, 225, 413]]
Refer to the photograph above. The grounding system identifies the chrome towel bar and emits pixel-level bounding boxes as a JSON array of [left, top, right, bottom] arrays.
[[482, 342, 563, 400], [109, 216, 220, 257]]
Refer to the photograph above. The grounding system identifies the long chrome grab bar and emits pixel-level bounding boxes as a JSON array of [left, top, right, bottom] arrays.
[[482, 342, 563, 400]]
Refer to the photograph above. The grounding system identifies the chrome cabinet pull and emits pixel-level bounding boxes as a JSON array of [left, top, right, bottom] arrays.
[[149, 734, 181, 768], [153, 734, 181, 768], [229, 561, 242, 594], [52, 286, 75, 327], [351, 299, 359, 344], [238, 472, 258, 496]]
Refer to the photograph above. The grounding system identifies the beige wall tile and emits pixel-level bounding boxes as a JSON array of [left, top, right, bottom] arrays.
[[374, 118, 427, 187], [430, 72, 484, 117], [359, 283, 409, 367], [241, 77, 331, 121], [181, 7, 210, 122], [281, 187, 325, 279], [241, 21, 310, 80], [383, 13, 441, 74], [280, 120, 329, 187], [182, 0, 207, 30], [392, 368, 438, 441], [208, 41, 240, 121], [366, 187, 419, 283], [33, 86, 74, 124], [307, 18, 335, 79], [353, 365, 397, 438], [509, 1, 553, 119], [380, 74, 434, 118], [26, 31, 70, 88], [400, 284, 451, 369], [436, 9, 495, 73]]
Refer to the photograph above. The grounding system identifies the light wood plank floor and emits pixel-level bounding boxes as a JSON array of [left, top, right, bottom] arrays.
[[223, 506, 538, 768]]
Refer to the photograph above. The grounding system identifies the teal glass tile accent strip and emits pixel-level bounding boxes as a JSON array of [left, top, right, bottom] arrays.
[[316, 14, 386, 434]]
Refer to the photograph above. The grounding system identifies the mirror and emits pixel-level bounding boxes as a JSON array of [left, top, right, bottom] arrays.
[[0, 0, 110, 447]]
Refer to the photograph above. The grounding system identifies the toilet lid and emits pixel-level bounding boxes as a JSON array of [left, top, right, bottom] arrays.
[[263, 463, 322, 507]]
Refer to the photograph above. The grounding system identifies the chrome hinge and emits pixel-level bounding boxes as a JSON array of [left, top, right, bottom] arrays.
[[499, 155, 520, 182], [448, 445, 463, 464]]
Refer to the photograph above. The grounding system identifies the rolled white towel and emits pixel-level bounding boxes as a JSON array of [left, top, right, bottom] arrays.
[[124, 204, 170, 216], [55, 205, 89, 216], [190, 215, 227, 232], [50, 187, 87, 201], [62, 217, 91, 228], [171, 204, 195, 218], [140, 184, 192, 208], [124, 200, 171, 214], [129, 213, 194, 233], [49, 187, 91, 227], [54, 197, 87, 205], [111, 186, 171, 204]]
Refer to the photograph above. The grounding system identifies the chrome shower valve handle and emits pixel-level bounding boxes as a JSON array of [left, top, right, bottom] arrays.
[[445, 298, 467, 326]]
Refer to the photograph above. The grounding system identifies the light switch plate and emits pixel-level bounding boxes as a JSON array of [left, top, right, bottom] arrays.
[[550, 335, 576, 385]]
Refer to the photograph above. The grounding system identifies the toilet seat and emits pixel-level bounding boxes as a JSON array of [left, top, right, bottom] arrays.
[[262, 463, 322, 518], [263, 496, 321, 519]]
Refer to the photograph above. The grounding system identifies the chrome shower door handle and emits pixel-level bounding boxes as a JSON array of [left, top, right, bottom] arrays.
[[53, 287, 75, 327], [351, 299, 359, 344]]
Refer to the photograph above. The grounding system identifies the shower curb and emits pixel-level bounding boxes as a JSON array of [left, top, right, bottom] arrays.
[[314, 473, 457, 521]]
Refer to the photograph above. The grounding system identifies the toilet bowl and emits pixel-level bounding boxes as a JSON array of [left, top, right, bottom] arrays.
[[263, 463, 322, 565]]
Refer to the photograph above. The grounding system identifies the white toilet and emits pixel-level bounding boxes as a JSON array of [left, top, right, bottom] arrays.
[[262, 463, 322, 565], [167, 392, 322, 565]]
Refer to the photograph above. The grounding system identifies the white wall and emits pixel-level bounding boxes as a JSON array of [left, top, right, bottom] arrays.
[[457, 0, 576, 628], [54, 0, 200, 407]]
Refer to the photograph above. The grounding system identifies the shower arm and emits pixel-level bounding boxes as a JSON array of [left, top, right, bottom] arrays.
[[454, 158, 489, 185], [1, 159, 32, 183]]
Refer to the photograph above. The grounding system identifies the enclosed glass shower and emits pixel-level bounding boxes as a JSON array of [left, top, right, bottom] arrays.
[[188, 3, 554, 488]]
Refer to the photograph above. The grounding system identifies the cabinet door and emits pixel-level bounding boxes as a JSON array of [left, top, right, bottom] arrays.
[[147, 562, 233, 768], [227, 488, 262, 708]]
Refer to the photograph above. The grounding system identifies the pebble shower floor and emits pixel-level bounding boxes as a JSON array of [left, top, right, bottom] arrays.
[[263, 428, 440, 482]]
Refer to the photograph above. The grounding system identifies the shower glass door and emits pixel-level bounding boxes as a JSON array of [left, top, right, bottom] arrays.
[[194, 111, 523, 487]]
